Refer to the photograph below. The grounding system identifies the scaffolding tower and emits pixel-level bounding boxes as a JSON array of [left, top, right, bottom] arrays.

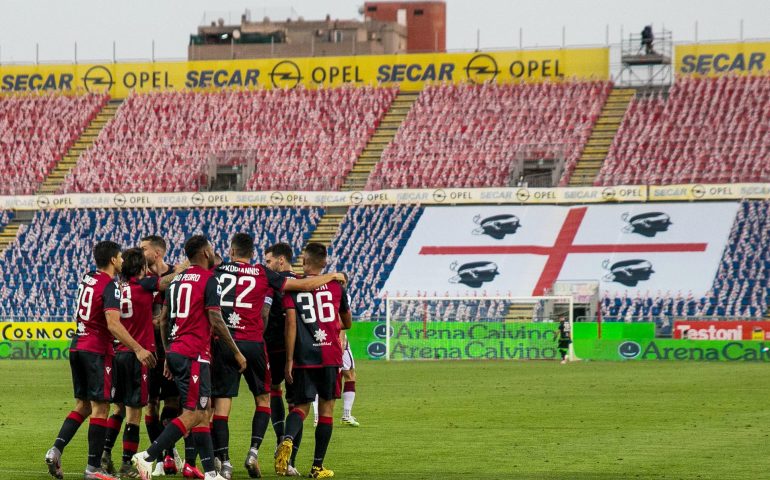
[[617, 28, 673, 88]]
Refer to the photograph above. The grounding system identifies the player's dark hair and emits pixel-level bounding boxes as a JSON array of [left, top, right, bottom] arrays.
[[94, 240, 122, 269], [303, 242, 327, 268], [121, 247, 147, 280], [141, 235, 167, 251], [266, 242, 293, 262], [231, 233, 255, 258], [184, 235, 209, 260]]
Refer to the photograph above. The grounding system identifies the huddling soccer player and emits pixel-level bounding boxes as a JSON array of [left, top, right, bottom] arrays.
[[46, 241, 157, 480], [210, 234, 347, 479], [140, 235, 194, 477], [263, 242, 303, 475], [132, 235, 245, 480], [275, 243, 352, 479]]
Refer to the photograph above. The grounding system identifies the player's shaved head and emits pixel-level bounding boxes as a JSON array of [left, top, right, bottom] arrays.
[[94, 240, 122, 269], [141, 235, 166, 251], [121, 247, 147, 280], [230, 233, 255, 259], [303, 242, 328, 270]]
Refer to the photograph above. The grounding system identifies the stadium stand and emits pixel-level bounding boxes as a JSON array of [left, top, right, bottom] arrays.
[[596, 75, 770, 186], [0, 207, 321, 318], [0, 210, 13, 232], [364, 81, 611, 190], [0, 92, 108, 195], [326, 205, 423, 318], [388, 298, 511, 323], [599, 200, 770, 326], [59, 86, 397, 193]]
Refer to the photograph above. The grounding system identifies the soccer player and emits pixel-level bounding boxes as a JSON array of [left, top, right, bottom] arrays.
[[557, 315, 571, 364], [140, 235, 191, 476], [275, 243, 352, 479], [46, 241, 156, 480], [109, 248, 168, 476], [264, 242, 302, 476], [211, 234, 347, 479], [101, 247, 183, 476], [133, 235, 246, 480], [339, 330, 359, 427]]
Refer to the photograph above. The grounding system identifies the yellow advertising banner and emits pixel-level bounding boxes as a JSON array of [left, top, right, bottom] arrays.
[[0, 48, 609, 98], [676, 41, 770, 76], [0, 322, 75, 341]]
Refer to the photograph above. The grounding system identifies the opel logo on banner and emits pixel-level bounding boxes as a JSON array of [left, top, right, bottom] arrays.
[[113, 194, 127, 207], [350, 192, 363, 205], [270, 192, 284, 204], [432, 189, 447, 203], [464, 54, 499, 84], [270, 60, 303, 89], [191, 193, 204, 206], [83, 65, 114, 92], [37, 196, 51, 209]]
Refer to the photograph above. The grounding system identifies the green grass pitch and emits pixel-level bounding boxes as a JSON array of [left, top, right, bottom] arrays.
[[1, 359, 769, 479]]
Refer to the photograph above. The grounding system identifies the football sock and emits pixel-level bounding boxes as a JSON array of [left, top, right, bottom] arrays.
[[145, 414, 162, 443], [342, 382, 356, 418], [87, 418, 109, 468], [184, 434, 197, 466], [146, 418, 186, 462], [122, 423, 140, 464], [270, 388, 285, 444], [192, 427, 215, 474], [290, 424, 302, 467], [313, 417, 333, 468], [283, 408, 306, 440], [103, 413, 124, 454], [53, 410, 85, 453], [160, 406, 178, 459], [250, 407, 271, 449], [212, 415, 229, 462]]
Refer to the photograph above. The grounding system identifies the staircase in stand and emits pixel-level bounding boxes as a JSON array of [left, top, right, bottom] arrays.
[[340, 90, 420, 191], [37, 99, 123, 195], [292, 207, 349, 271], [568, 88, 636, 186]]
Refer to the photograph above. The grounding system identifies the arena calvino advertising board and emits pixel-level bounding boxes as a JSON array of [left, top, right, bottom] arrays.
[[575, 338, 770, 362], [0, 47, 609, 97]]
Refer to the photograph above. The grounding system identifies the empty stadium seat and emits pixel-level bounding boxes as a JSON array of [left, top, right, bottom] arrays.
[[326, 205, 423, 318], [59, 86, 396, 193], [365, 81, 611, 190], [0, 207, 321, 318], [597, 76, 770, 186], [0, 92, 107, 195]]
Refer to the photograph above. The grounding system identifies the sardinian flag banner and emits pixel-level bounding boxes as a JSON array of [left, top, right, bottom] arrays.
[[382, 202, 739, 298]]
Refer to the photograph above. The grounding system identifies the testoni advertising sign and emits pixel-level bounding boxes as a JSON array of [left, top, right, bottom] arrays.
[[672, 321, 770, 341], [676, 41, 770, 76], [0, 47, 609, 97], [575, 338, 770, 362]]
